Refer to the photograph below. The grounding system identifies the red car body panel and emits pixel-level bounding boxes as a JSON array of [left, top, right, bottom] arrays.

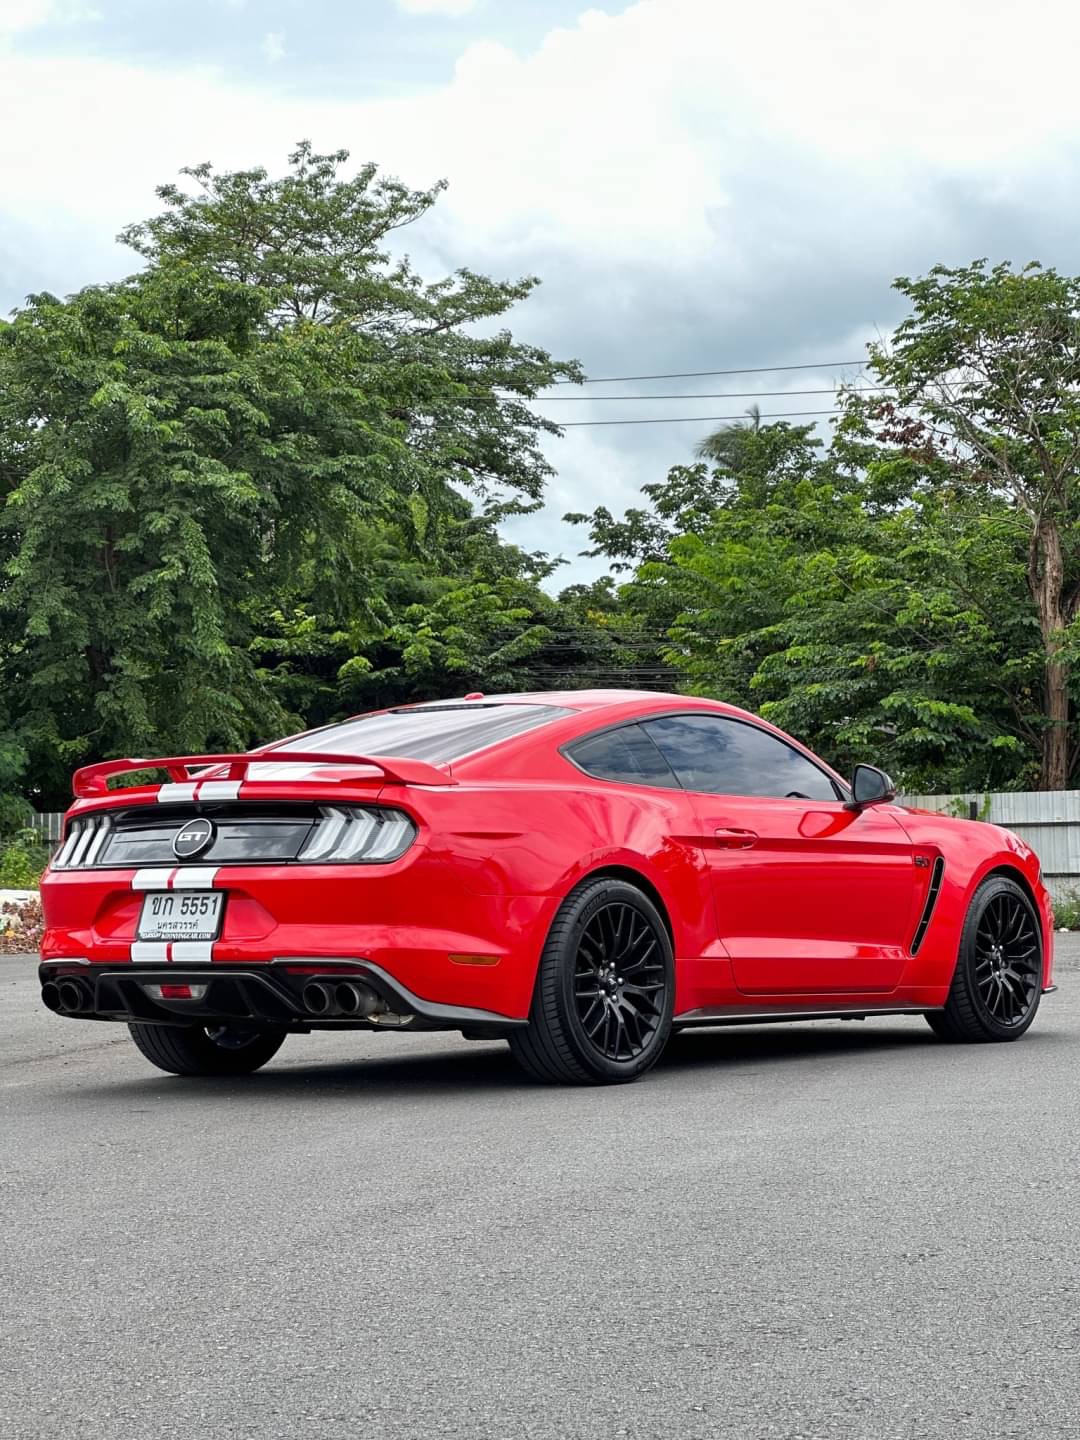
[[39, 691, 1054, 1023]]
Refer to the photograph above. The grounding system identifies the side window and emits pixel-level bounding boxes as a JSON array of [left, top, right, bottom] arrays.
[[642, 714, 839, 800], [565, 724, 681, 789]]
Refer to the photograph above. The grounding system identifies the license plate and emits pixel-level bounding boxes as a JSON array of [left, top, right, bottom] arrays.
[[137, 891, 224, 942]]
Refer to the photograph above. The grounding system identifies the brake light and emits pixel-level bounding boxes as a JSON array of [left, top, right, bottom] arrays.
[[52, 812, 113, 868], [298, 806, 417, 864]]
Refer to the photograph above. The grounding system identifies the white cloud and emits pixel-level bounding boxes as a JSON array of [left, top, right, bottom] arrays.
[[396, 0, 478, 14], [2, 0, 1080, 577], [0, 0, 101, 29], [261, 30, 285, 63], [0, 0, 54, 33]]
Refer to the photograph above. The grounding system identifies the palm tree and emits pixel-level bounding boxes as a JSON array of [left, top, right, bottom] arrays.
[[694, 404, 761, 468]]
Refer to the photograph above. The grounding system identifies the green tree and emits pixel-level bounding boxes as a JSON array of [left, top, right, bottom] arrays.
[[0, 145, 579, 805], [573, 419, 1043, 792], [870, 260, 1080, 788]]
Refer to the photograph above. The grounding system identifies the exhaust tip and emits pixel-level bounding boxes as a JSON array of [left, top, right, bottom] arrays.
[[335, 982, 361, 1016], [302, 981, 335, 1016], [57, 978, 90, 1014], [336, 981, 382, 1018], [40, 980, 62, 1012]]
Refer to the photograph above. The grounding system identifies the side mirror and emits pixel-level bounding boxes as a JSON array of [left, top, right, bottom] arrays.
[[847, 763, 897, 811]]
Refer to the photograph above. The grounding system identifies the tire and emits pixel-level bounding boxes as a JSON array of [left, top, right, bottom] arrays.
[[925, 874, 1043, 1043], [127, 1023, 286, 1076], [508, 877, 675, 1085]]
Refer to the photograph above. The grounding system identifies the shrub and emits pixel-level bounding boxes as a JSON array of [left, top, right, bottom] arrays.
[[1051, 889, 1080, 931], [0, 831, 48, 889]]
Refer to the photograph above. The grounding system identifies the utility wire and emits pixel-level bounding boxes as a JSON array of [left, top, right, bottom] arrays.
[[557, 408, 842, 428], [547, 360, 869, 385], [466, 387, 888, 403]]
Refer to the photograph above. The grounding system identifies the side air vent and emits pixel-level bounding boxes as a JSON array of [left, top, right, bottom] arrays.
[[910, 856, 945, 955]]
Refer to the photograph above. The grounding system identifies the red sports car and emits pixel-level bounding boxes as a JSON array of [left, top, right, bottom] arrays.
[[38, 690, 1054, 1084]]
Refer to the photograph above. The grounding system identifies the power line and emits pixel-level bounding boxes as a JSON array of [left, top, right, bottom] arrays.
[[547, 360, 869, 386], [475, 387, 887, 403], [558, 408, 841, 428]]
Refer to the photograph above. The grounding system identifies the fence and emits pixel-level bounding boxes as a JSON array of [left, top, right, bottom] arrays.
[[24, 792, 1080, 900], [28, 812, 65, 845]]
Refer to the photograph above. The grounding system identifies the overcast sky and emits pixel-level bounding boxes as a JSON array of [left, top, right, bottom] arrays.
[[3, 0, 1079, 587]]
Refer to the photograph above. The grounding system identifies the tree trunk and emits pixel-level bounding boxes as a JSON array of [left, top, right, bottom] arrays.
[[1030, 518, 1071, 790]]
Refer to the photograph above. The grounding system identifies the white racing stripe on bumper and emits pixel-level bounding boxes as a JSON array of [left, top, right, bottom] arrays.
[[169, 942, 214, 963], [131, 942, 170, 963]]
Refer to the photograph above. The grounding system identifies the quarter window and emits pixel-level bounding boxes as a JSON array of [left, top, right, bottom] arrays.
[[642, 714, 839, 800], [565, 724, 680, 788]]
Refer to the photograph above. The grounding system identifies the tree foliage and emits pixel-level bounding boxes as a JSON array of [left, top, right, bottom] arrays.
[[5, 183, 1080, 809], [0, 145, 582, 806], [869, 260, 1080, 788], [572, 418, 1044, 792]]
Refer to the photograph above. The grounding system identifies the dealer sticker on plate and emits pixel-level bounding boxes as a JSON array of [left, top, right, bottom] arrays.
[[137, 892, 224, 943]]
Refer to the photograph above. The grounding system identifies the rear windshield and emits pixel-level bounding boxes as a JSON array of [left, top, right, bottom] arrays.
[[266, 703, 573, 765]]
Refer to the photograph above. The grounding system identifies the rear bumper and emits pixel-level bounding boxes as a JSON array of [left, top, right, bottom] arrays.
[[37, 958, 527, 1034], [40, 862, 559, 1020]]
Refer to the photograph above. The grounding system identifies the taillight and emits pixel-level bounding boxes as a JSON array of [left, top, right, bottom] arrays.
[[298, 806, 416, 864], [52, 812, 113, 869]]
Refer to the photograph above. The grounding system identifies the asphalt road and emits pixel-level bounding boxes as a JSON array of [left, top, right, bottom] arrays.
[[3, 945, 1080, 1440]]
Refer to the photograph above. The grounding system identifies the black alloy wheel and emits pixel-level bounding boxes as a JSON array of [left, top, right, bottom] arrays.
[[573, 901, 667, 1062], [925, 874, 1042, 1042], [509, 876, 675, 1085], [972, 890, 1041, 1026]]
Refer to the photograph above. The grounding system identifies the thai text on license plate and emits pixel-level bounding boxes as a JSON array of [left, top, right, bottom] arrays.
[[137, 891, 224, 943]]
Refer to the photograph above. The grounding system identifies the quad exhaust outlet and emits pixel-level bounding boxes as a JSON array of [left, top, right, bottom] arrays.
[[43, 977, 93, 1015], [301, 978, 386, 1020]]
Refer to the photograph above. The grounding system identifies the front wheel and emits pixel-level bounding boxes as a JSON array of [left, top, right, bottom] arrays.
[[509, 877, 675, 1085], [127, 1023, 286, 1076], [925, 875, 1042, 1043]]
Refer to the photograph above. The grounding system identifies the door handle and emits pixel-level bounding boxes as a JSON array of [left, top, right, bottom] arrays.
[[714, 827, 758, 848]]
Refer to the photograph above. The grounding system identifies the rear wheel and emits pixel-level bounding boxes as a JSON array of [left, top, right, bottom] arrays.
[[509, 877, 674, 1085], [127, 1023, 286, 1076], [925, 875, 1042, 1042]]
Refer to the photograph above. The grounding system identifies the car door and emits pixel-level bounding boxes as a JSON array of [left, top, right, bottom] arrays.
[[642, 714, 919, 994]]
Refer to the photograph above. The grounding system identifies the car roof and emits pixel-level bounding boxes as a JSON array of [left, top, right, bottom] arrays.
[[435, 690, 848, 790]]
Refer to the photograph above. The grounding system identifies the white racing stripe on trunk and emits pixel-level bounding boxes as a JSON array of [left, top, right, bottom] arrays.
[[132, 868, 176, 891], [196, 780, 240, 801], [171, 866, 220, 890], [169, 942, 214, 963], [157, 782, 198, 804], [243, 762, 323, 780], [131, 942, 170, 963]]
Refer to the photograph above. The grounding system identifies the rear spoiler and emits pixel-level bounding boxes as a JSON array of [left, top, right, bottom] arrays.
[[72, 751, 455, 798]]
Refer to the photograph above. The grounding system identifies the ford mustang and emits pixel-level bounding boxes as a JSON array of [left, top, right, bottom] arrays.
[[38, 690, 1055, 1084]]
